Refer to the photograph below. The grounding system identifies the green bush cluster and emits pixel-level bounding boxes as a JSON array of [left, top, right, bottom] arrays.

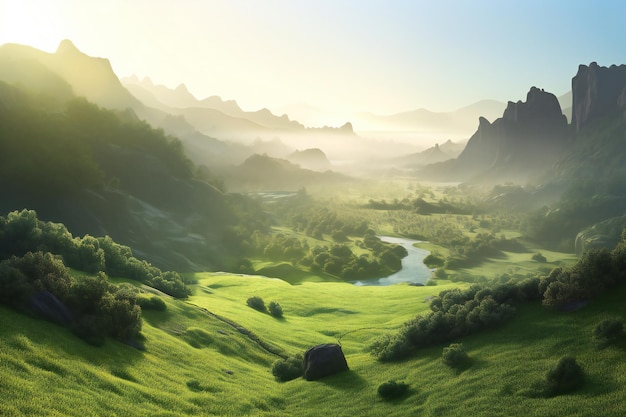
[[372, 283, 526, 361], [247, 297, 284, 318], [268, 301, 283, 318], [377, 380, 409, 400], [592, 318, 623, 347], [545, 356, 584, 397], [0, 252, 141, 346], [271, 355, 303, 382], [442, 343, 470, 369], [0, 210, 190, 298], [136, 295, 167, 311], [246, 296, 267, 312], [542, 232, 626, 308]]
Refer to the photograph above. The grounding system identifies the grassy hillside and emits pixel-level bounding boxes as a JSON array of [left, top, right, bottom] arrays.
[[1, 272, 624, 416]]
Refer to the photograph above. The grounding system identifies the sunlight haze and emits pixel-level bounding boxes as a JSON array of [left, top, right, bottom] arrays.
[[1, 0, 625, 126]]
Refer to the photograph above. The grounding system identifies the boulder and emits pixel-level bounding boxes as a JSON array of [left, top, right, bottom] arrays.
[[303, 343, 349, 381], [27, 291, 74, 326]]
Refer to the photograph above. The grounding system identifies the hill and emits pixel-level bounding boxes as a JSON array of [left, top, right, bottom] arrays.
[[0, 81, 264, 271], [223, 154, 351, 192], [1, 272, 624, 416]]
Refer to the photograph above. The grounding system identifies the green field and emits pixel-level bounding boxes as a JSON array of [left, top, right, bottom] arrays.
[[2, 270, 625, 416]]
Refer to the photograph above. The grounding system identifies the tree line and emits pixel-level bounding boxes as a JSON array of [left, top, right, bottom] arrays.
[[371, 229, 626, 361]]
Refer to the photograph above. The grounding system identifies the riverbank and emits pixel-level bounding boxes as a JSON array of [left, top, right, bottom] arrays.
[[354, 236, 432, 286]]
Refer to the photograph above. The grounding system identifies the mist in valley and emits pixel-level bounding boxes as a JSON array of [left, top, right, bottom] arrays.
[[2, 1, 626, 416]]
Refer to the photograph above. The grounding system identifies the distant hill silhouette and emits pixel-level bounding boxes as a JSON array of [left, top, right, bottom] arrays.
[[122, 75, 354, 139], [287, 148, 333, 171], [353, 100, 505, 137], [223, 154, 350, 192]]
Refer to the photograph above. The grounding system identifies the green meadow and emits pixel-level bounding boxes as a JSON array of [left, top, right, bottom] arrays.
[[2, 270, 625, 416]]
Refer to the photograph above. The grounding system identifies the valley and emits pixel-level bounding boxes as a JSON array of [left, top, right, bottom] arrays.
[[1, 15, 626, 416]]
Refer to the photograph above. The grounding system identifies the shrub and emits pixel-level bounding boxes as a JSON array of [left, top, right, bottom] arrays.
[[423, 253, 444, 267], [271, 355, 303, 382], [247, 296, 266, 312], [268, 301, 283, 318], [592, 318, 623, 347], [434, 268, 448, 279], [545, 356, 584, 397], [137, 295, 167, 311], [377, 380, 408, 400], [442, 343, 470, 369], [532, 252, 547, 262]]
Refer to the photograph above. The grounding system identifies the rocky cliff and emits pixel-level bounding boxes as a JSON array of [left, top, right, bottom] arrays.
[[571, 62, 626, 132], [450, 87, 568, 181]]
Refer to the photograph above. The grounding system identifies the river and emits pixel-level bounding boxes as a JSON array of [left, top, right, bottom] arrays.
[[353, 236, 433, 286]]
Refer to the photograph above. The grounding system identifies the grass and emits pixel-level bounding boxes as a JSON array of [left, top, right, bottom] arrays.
[[2, 271, 625, 416]]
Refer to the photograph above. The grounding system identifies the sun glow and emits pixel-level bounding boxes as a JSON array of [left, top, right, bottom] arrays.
[[0, 1, 70, 53]]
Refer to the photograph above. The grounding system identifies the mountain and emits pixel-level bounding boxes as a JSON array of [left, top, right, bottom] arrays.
[[391, 140, 465, 169], [223, 154, 351, 192], [286, 148, 333, 171], [122, 76, 357, 138], [0, 40, 242, 164], [571, 62, 626, 133], [422, 87, 568, 182], [558, 91, 572, 121], [0, 40, 141, 110], [0, 79, 264, 272], [352, 99, 505, 137]]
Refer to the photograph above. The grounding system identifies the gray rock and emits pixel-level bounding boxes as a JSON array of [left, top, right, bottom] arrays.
[[303, 343, 349, 381]]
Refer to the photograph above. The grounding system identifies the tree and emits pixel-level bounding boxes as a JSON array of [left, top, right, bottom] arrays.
[[545, 356, 584, 396], [268, 301, 283, 318], [247, 296, 266, 312], [593, 318, 623, 347], [442, 343, 470, 369]]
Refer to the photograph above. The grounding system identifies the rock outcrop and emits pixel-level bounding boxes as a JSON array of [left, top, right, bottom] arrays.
[[448, 87, 569, 181], [303, 343, 349, 381], [571, 62, 626, 132]]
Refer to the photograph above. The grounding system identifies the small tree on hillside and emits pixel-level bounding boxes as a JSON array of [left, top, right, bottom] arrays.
[[545, 356, 584, 396], [268, 301, 283, 318], [442, 343, 470, 369], [247, 296, 266, 312], [593, 318, 623, 347]]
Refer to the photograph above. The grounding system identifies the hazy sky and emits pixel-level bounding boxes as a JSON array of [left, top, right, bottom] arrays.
[[1, 0, 625, 116]]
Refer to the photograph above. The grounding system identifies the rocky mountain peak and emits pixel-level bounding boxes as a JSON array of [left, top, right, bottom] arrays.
[[450, 86, 568, 182], [571, 62, 626, 132], [55, 39, 81, 55]]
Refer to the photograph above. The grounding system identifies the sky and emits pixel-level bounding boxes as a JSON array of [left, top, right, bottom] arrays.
[[1, 0, 625, 119]]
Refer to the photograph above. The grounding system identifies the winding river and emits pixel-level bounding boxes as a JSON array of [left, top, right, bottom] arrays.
[[353, 236, 433, 286]]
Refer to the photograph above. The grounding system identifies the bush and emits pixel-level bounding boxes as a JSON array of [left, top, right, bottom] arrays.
[[442, 343, 470, 369], [545, 356, 584, 396], [271, 355, 303, 382], [434, 268, 448, 279], [532, 252, 547, 262], [268, 301, 283, 318], [247, 296, 266, 312], [423, 253, 444, 267], [377, 380, 408, 400], [137, 295, 167, 311], [592, 318, 623, 347]]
